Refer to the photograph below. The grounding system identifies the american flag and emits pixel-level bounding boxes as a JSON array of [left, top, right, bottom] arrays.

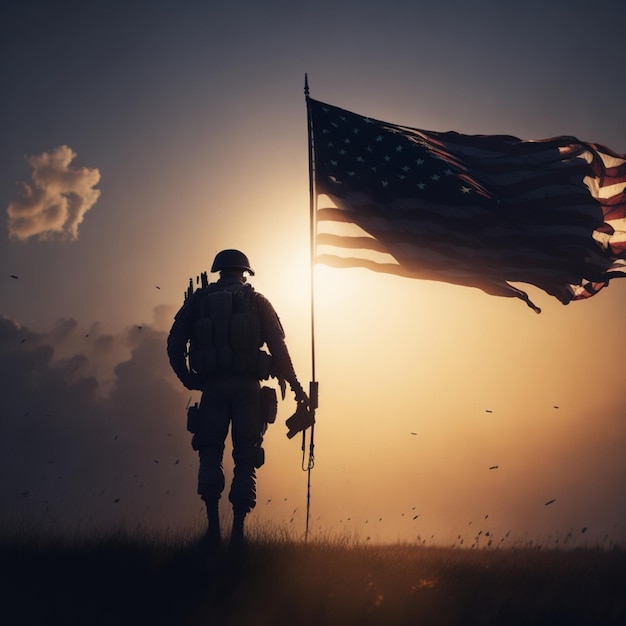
[[308, 98, 626, 312]]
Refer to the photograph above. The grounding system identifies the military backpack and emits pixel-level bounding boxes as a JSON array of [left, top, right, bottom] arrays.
[[188, 282, 267, 378]]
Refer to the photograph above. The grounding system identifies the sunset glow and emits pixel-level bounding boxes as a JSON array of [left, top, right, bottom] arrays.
[[1, 0, 626, 549]]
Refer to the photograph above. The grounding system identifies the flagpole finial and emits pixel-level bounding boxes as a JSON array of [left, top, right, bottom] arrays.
[[304, 73, 309, 96]]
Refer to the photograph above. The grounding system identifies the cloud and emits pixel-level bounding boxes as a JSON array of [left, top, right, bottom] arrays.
[[47, 317, 79, 342], [6, 145, 101, 241], [151, 304, 179, 332], [0, 314, 200, 533]]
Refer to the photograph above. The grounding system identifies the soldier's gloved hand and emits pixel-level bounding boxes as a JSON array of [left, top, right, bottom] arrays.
[[291, 380, 309, 406], [181, 371, 205, 391]]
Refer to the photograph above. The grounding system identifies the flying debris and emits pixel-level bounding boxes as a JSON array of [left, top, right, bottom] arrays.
[[489, 465, 499, 470], [410, 432, 417, 435], [553, 405, 559, 409], [156, 285, 161, 289], [174, 459, 179, 465], [413, 515, 419, 520], [10, 274, 19, 279], [581, 527, 588, 534], [485, 409, 493, 413], [114, 498, 120, 503], [544, 499, 556, 506], [137, 326, 142, 331]]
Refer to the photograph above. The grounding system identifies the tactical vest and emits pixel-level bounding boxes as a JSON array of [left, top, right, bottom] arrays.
[[188, 283, 262, 378]]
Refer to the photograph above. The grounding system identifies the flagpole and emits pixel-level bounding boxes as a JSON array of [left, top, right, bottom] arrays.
[[305, 74, 316, 387], [304, 73, 317, 543]]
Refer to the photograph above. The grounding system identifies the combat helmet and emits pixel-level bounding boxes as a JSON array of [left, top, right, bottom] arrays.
[[211, 249, 255, 275]]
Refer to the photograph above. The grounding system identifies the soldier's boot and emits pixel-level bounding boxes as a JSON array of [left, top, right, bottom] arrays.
[[230, 512, 246, 549], [204, 502, 221, 546]]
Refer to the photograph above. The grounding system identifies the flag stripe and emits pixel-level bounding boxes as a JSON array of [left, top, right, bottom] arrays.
[[317, 229, 605, 286], [318, 196, 609, 268], [316, 232, 389, 253], [316, 253, 543, 312]]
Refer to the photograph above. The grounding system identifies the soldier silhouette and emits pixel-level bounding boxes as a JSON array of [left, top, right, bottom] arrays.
[[167, 249, 309, 548]]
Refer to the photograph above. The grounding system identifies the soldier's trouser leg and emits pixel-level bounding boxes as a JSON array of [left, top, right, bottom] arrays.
[[228, 378, 262, 517], [197, 444, 226, 505], [194, 382, 231, 512]]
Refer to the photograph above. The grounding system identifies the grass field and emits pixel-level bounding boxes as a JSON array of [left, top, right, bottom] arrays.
[[1, 523, 625, 626]]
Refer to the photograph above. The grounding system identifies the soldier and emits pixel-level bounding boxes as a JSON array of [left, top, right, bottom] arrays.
[[167, 249, 309, 548]]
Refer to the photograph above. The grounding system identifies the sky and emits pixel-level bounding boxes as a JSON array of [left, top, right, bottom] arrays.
[[1, 0, 626, 548]]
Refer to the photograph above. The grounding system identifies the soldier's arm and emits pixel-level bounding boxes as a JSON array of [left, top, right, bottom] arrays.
[[167, 299, 194, 384], [255, 293, 307, 401]]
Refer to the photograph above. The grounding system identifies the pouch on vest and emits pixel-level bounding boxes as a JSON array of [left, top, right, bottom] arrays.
[[209, 291, 233, 370], [230, 289, 260, 373], [189, 290, 233, 375]]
